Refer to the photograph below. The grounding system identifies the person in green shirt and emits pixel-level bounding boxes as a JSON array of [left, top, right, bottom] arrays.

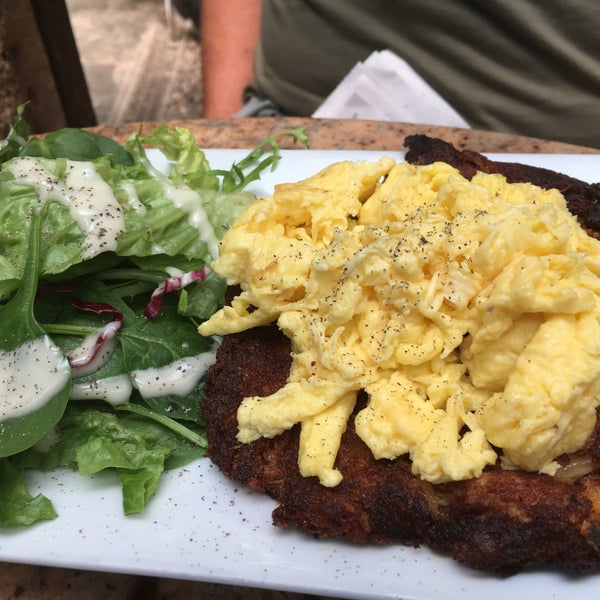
[[201, 0, 600, 147]]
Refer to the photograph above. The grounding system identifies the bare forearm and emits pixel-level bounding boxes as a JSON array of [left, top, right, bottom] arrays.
[[201, 0, 261, 118]]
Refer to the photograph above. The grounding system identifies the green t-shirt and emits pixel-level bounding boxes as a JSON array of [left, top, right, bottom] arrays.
[[252, 0, 600, 147]]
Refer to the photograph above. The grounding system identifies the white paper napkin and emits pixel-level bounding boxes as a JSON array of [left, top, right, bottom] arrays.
[[312, 49, 470, 128]]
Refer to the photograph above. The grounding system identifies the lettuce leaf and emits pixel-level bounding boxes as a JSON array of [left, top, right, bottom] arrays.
[[0, 460, 57, 527], [14, 406, 205, 516]]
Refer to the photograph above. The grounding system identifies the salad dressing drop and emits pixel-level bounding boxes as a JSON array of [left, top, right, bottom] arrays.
[[70, 374, 132, 405], [141, 158, 220, 257], [162, 186, 220, 257], [131, 350, 217, 399], [0, 336, 71, 422], [119, 181, 147, 216], [4, 156, 61, 201], [64, 161, 125, 258]]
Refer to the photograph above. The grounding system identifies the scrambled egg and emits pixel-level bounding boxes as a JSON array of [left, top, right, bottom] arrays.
[[199, 158, 600, 486]]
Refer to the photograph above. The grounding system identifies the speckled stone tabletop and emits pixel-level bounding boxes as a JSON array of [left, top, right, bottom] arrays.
[[92, 117, 600, 153], [2, 118, 598, 600]]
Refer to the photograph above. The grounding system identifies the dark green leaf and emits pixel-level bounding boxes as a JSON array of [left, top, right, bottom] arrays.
[[0, 459, 57, 526], [0, 206, 71, 457], [23, 128, 134, 166], [120, 305, 213, 370]]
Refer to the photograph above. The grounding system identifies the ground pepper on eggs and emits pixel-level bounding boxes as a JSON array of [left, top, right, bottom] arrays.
[[199, 158, 600, 487]]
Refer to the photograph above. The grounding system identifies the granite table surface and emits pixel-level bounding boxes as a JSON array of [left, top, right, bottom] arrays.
[[2, 118, 599, 600]]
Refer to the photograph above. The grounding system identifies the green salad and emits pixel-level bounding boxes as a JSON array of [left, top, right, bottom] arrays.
[[0, 106, 308, 527]]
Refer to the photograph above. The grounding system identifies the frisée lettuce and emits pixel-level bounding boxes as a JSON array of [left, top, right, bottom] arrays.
[[0, 107, 308, 525]]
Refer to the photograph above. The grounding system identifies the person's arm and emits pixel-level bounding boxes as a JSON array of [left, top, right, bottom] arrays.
[[200, 0, 261, 118]]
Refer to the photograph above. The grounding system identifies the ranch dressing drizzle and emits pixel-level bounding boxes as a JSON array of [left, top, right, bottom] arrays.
[[119, 182, 147, 216], [0, 336, 71, 422], [142, 158, 220, 257], [131, 349, 217, 399], [70, 374, 132, 406], [6, 156, 125, 259]]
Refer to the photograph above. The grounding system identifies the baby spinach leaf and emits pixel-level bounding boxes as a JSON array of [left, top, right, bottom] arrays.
[[22, 128, 134, 166], [0, 206, 71, 457], [119, 304, 213, 371], [140, 387, 205, 424]]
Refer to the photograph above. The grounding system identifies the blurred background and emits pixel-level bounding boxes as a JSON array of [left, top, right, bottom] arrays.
[[0, 0, 202, 135]]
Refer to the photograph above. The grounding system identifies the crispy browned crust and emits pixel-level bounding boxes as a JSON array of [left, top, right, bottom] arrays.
[[204, 326, 600, 575], [404, 134, 600, 237], [202, 138, 600, 575]]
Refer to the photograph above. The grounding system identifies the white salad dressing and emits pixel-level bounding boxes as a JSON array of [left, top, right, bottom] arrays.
[[0, 336, 71, 422], [119, 181, 147, 216], [163, 186, 220, 257], [6, 156, 125, 259], [70, 374, 132, 405], [131, 349, 217, 399], [143, 159, 220, 257], [6, 156, 61, 201], [64, 161, 125, 258]]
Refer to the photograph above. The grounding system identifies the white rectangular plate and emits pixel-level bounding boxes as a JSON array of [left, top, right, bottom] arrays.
[[3, 148, 600, 600]]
